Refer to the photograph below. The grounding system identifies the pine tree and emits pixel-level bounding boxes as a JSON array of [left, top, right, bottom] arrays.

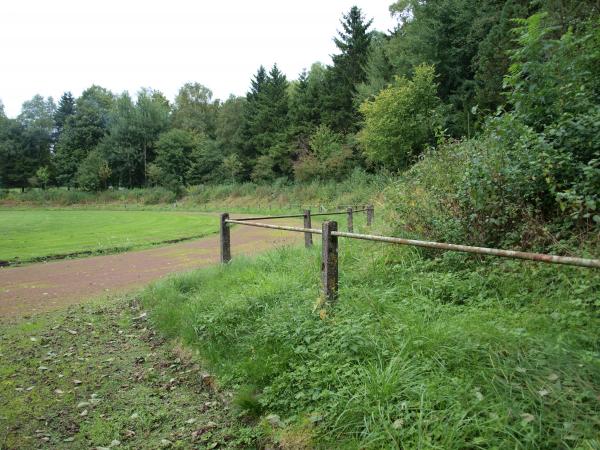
[[322, 6, 373, 132], [241, 66, 269, 168], [53, 92, 75, 143]]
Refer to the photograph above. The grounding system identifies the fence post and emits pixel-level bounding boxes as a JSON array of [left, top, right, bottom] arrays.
[[321, 221, 338, 304], [367, 205, 374, 226], [304, 209, 313, 248], [347, 207, 354, 233], [220, 213, 231, 263]]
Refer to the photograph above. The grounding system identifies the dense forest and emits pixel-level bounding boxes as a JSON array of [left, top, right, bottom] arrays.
[[1, 0, 599, 243]]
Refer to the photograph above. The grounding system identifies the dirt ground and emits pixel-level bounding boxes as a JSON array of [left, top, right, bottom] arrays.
[[0, 217, 302, 318], [0, 298, 261, 449]]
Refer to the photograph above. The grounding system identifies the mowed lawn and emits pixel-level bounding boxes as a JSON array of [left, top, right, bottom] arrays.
[[0, 209, 218, 263]]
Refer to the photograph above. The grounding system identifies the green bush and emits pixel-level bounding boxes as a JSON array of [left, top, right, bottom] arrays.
[[76, 150, 111, 191], [359, 64, 444, 171], [294, 125, 355, 182]]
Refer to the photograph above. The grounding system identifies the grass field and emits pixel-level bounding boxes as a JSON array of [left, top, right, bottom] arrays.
[[0, 209, 218, 264], [142, 241, 600, 448]]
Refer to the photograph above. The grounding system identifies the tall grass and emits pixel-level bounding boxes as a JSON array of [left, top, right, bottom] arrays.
[[0, 186, 178, 207], [0, 169, 388, 213], [142, 239, 600, 448]]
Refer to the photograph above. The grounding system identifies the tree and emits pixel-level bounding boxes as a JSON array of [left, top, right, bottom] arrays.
[[359, 64, 443, 170], [294, 125, 354, 181], [153, 128, 201, 187], [241, 65, 269, 167], [134, 89, 171, 184], [243, 64, 292, 180], [96, 92, 138, 188], [172, 83, 218, 137], [288, 64, 327, 145], [35, 166, 50, 189], [0, 118, 28, 188], [54, 86, 114, 187], [321, 6, 373, 132], [187, 137, 223, 184], [18, 95, 56, 132], [76, 150, 111, 191], [222, 153, 243, 182], [354, 31, 395, 106], [215, 95, 245, 157], [7, 95, 57, 188], [53, 92, 76, 143], [256, 65, 292, 180]]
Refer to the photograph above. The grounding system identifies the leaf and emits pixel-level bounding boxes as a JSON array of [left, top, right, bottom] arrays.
[[521, 413, 535, 423]]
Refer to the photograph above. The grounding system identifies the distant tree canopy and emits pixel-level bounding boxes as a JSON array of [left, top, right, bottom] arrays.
[[0, 2, 598, 201]]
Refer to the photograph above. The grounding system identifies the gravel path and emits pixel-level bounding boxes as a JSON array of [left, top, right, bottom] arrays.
[[0, 217, 300, 317]]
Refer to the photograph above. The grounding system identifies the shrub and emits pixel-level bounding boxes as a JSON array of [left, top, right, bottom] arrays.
[[76, 150, 111, 191], [359, 64, 444, 171], [294, 125, 354, 182]]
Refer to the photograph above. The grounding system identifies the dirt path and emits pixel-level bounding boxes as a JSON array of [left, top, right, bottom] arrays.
[[0, 298, 254, 449], [0, 217, 301, 318]]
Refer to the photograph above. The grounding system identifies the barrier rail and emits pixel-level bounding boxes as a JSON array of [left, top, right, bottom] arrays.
[[220, 208, 599, 305]]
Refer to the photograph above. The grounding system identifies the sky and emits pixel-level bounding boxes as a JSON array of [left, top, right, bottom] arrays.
[[0, 0, 398, 118]]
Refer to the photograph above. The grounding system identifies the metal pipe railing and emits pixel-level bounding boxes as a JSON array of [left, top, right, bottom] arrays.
[[226, 219, 321, 235], [332, 230, 600, 269], [221, 211, 598, 304], [235, 209, 368, 221], [224, 220, 599, 269]]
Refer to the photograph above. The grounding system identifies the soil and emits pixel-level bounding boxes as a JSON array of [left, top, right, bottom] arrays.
[[0, 216, 302, 318]]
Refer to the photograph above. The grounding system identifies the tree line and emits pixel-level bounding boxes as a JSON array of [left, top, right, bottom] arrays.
[[0, 1, 597, 199]]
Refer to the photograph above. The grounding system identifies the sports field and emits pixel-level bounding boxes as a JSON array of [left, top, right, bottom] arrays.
[[0, 209, 218, 264]]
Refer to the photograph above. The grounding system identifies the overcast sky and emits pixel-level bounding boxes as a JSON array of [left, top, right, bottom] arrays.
[[0, 0, 397, 118]]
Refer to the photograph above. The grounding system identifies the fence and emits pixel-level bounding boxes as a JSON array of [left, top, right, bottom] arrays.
[[220, 206, 600, 305]]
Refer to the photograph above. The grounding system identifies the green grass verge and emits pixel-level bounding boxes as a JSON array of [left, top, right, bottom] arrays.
[[1, 170, 387, 214], [0, 209, 218, 264], [142, 240, 600, 448], [0, 298, 259, 449]]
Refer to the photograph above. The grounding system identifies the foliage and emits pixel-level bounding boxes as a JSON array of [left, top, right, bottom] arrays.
[[455, 16, 600, 243], [35, 166, 50, 189], [143, 238, 600, 448], [171, 82, 217, 137], [54, 86, 115, 187], [294, 125, 354, 181], [153, 128, 201, 187], [76, 150, 111, 191], [359, 64, 443, 170], [321, 6, 373, 132]]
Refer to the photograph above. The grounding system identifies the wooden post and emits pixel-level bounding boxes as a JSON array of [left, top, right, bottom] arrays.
[[367, 205, 374, 226], [347, 207, 354, 233], [304, 209, 313, 248], [321, 221, 338, 304], [220, 213, 231, 263]]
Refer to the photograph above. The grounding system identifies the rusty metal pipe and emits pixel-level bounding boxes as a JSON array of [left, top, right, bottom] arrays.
[[226, 219, 322, 235], [225, 220, 599, 269], [331, 230, 600, 269]]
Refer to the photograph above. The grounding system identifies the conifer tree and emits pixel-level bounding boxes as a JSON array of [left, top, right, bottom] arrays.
[[322, 6, 373, 132], [53, 92, 75, 143]]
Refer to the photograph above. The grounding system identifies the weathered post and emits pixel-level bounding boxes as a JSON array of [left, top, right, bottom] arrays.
[[303, 209, 313, 248], [220, 213, 231, 263], [321, 221, 338, 304], [366, 205, 374, 226], [347, 207, 354, 233]]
